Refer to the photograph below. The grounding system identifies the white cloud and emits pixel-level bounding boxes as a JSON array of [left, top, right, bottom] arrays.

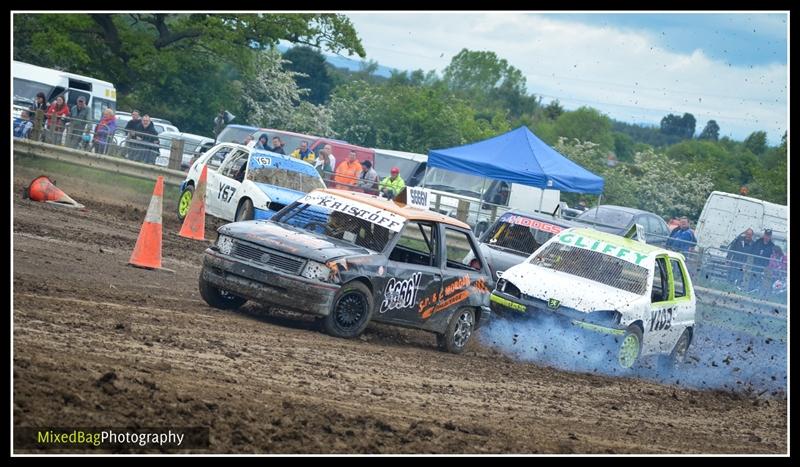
[[346, 12, 787, 144]]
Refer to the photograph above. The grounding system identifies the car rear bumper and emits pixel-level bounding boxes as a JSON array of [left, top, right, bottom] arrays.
[[201, 249, 339, 316]]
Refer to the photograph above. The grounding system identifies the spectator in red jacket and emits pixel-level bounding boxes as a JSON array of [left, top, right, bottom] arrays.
[[45, 95, 70, 145]]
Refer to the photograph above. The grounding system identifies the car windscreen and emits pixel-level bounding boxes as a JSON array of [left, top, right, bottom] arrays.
[[421, 167, 485, 198], [529, 242, 649, 295], [273, 192, 404, 253], [246, 153, 326, 193], [483, 214, 564, 255], [577, 207, 635, 229], [218, 126, 255, 144], [375, 153, 422, 180]]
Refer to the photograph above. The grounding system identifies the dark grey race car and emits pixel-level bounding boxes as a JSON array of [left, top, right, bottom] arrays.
[[199, 189, 493, 353]]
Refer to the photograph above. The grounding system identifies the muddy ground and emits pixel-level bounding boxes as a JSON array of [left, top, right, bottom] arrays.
[[12, 177, 787, 454]]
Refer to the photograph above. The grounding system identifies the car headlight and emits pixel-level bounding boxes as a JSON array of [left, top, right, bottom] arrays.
[[217, 234, 234, 255], [301, 260, 332, 281]]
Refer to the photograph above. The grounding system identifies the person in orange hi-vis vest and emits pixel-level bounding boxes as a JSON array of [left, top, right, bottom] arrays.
[[333, 150, 363, 191]]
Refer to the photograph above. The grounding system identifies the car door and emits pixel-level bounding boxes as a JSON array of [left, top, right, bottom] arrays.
[[644, 255, 675, 355], [377, 220, 443, 328], [202, 144, 238, 218], [666, 257, 693, 347], [211, 148, 250, 221]]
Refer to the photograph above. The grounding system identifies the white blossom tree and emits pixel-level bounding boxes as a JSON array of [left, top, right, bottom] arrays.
[[241, 49, 334, 137]]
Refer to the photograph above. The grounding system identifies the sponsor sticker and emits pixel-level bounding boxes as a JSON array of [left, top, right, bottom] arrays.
[[557, 232, 649, 266], [300, 192, 405, 232]]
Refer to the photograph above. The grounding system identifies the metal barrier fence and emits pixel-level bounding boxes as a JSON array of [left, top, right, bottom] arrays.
[[13, 109, 196, 171], [643, 232, 787, 305]]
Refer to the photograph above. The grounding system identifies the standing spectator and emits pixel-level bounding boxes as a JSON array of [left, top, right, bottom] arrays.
[[29, 91, 49, 141], [314, 144, 336, 181], [66, 97, 91, 149], [748, 229, 777, 293], [357, 160, 380, 195], [576, 199, 588, 211], [125, 110, 142, 138], [334, 150, 363, 191], [31, 91, 48, 113], [92, 108, 117, 155], [379, 167, 406, 199], [45, 95, 70, 145], [254, 133, 271, 151], [666, 216, 697, 254], [271, 137, 285, 154], [213, 108, 226, 140], [242, 134, 254, 147], [726, 228, 754, 286], [291, 140, 315, 163], [14, 110, 34, 138], [132, 114, 160, 163]]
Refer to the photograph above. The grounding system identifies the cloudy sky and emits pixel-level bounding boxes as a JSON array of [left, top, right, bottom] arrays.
[[343, 12, 788, 145]]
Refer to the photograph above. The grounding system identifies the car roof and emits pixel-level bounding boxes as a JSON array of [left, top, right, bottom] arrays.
[[564, 227, 674, 258], [373, 148, 428, 162], [504, 209, 581, 228], [320, 189, 471, 230], [588, 205, 655, 216]]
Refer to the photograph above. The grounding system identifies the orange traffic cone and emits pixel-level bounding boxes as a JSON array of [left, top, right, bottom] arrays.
[[179, 164, 208, 240], [129, 176, 164, 270], [26, 175, 85, 209]]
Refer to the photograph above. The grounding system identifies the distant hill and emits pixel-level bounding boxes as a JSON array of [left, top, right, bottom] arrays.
[[278, 44, 394, 78]]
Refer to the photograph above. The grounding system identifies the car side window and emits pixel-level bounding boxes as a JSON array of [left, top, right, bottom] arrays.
[[651, 257, 669, 303], [206, 146, 233, 171], [670, 259, 687, 298], [389, 221, 438, 267], [445, 228, 482, 271], [219, 150, 249, 179]]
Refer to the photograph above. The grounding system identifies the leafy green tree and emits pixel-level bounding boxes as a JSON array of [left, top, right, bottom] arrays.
[[544, 100, 564, 120], [698, 120, 720, 141], [283, 46, 334, 105], [328, 81, 509, 153], [554, 107, 614, 150], [612, 132, 635, 162], [743, 131, 768, 156], [442, 49, 538, 118], [660, 112, 696, 138], [13, 13, 363, 134]]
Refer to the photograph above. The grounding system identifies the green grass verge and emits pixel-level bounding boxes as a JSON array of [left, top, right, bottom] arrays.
[[14, 154, 181, 201]]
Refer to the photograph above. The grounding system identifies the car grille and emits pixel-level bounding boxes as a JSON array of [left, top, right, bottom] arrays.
[[231, 240, 306, 275]]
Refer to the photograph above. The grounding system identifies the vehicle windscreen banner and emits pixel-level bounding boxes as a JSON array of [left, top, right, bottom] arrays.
[[247, 152, 324, 193], [500, 213, 563, 234], [555, 232, 651, 267], [299, 191, 405, 232]]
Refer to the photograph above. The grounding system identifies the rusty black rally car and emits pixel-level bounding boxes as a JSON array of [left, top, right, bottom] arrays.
[[199, 189, 492, 353]]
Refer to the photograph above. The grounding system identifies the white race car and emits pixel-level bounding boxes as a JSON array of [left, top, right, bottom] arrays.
[[177, 143, 326, 222], [489, 227, 696, 369]]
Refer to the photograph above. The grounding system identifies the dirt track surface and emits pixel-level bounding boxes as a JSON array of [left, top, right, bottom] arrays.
[[13, 179, 787, 454]]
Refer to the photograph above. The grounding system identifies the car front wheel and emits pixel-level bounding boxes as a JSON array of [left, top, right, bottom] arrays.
[[199, 272, 246, 310], [617, 325, 643, 369], [323, 282, 373, 339], [177, 184, 194, 221]]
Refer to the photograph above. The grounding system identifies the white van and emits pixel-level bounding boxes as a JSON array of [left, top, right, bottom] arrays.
[[695, 191, 787, 251]]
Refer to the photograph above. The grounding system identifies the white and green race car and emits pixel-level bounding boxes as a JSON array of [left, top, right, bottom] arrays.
[[489, 227, 696, 369]]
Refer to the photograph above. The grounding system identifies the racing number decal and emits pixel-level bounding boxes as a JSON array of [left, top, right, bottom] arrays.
[[218, 183, 237, 203], [409, 189, 428, 207], [649, 307, 674, 331]]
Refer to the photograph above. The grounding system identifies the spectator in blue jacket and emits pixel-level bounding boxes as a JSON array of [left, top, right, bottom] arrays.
[[666, 217, 697, 254], [14, 110, 34, 138]]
